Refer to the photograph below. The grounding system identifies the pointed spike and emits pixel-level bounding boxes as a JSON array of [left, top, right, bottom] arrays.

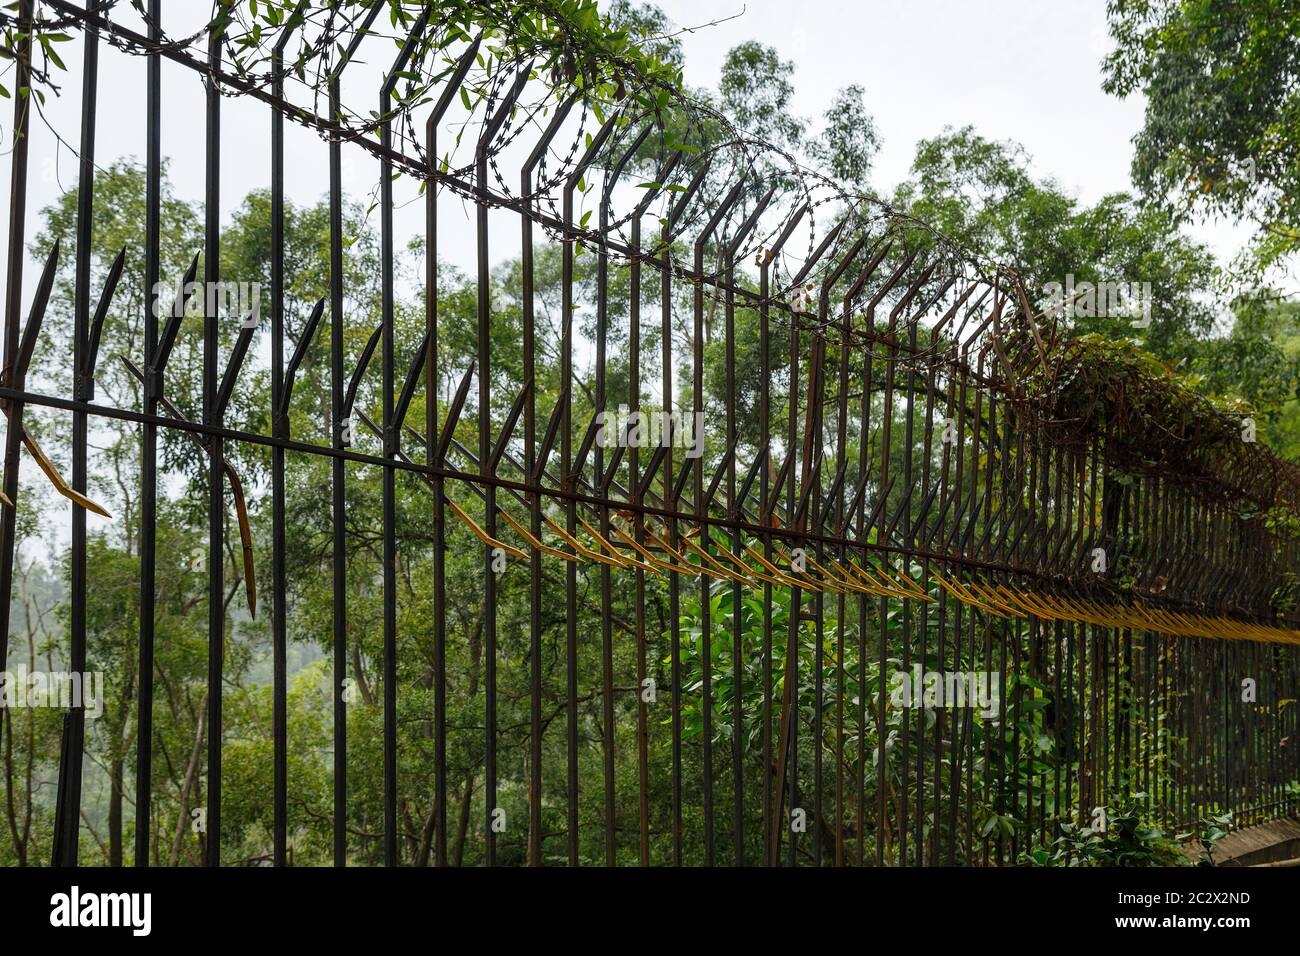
[[13, 239, 62, 383], [154, 253, 201, 378], [216, 316, 258, 418], [21, 431, 111, 518], [532, 386, 568, 483], [281, 297, 327, 416], [489, 376, 532, 473], [434, 360, 476, 465], [343, 324, 383, 416], [84, 245, 128, 383], [393, 330, 430, 435]]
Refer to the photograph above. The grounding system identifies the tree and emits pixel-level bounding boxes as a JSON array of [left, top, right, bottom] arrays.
[[894, 126, 1219, 362], [1193, 298, 1300, 456], [606, 0, 685, 68], [1103, 0, 1300, 270], [719, 41, 804, 151], [808, 85, 881, 190]]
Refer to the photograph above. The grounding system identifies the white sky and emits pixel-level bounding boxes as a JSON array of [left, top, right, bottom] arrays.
[[651, 0, 1251, 263]]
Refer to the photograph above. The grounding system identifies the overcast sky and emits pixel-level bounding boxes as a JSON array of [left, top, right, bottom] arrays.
[[652, 0, 1250, 263]]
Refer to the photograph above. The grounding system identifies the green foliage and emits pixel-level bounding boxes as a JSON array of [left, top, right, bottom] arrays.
[[1103, 0, 1300, 270], [1193, 299, 1300, 459], [895, 126, 1218, 363], [1196, 810, 1233, 866], [1030, 798, 1189, 867], [807, 85, 880, 190], [1039, 333, 1256, 456], [718, 41, 803, 150]]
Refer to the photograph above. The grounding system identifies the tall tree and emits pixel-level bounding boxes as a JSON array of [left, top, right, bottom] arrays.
[[1103, 0, 1300, 270], [894, 126, 1218, 362]]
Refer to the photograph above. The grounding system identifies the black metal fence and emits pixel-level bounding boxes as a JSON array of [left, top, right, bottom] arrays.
[[2, 0, 1298, 866]]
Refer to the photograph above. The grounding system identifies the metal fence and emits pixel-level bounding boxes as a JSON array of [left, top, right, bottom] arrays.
[[2, 0, 1298, 866]]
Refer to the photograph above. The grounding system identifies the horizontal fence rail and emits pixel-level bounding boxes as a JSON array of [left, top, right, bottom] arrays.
[[1, 0, 1297, 866]]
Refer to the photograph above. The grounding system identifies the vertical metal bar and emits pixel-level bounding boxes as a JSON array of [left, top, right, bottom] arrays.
[[833, 298, 850, 868], [520, 120, 541, 873], [875, 289, 896, 865], [663, 214, 682, 867], [695, 271, 713, 868], [516, 92, 572, 867], [873, 309, 888, 867], [0, 0, 34, 848], [377, 11, 428, 867], [785, 291, 803, 868], [934, 365, 956, 865], [630, 214, 649, 867], [563, 142, 580, 868], [725, 243, 742, 867], [948, 355, 968, 862], [759, 248, 773, 866], [941, 360, 962, 864], [269, 5, 300, 870], [423, 55, 460, 870], [52, 0, 99, 867], [203, 19, 225, 869], [380, 57, 399, 874], [596, 133, 623, 867], [135, 0, 162, 868], [322, 6, 382, 869], [759, 208, 805, 866], [974, 353, 990, 864], [717, 189, 774, 865], [556, 116, 616, 866], [899, 302, 917, 867], [994, 393, 1010, 864], [857, 320, 872, 868], [320, 7, 382, 868], [776, 469, 803, 869], [327, 70, 348, 873], [916, 358, 936, 867], [427, 110, 446, 865]]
